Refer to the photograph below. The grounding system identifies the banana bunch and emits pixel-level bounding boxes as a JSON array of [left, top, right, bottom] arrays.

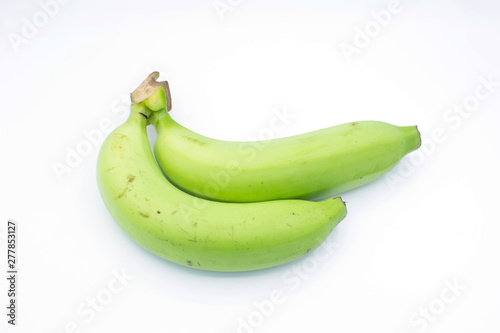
[[96, 72, 420, 272]]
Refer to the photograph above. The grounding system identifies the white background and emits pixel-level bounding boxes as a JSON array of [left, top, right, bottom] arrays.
[[1, 1, 500, 332]]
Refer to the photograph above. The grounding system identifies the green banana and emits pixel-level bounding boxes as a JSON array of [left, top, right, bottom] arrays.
[[149, 88, 421, 203], [96, 75, 347, 272]]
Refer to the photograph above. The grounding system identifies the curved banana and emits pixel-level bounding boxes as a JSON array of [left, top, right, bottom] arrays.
[[96, 75, 347, 272], [149, 89, 421, 203]]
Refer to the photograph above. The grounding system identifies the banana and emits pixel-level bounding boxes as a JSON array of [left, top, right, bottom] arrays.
[[149, 79, 421, 203], [96, 74, 347, 272]]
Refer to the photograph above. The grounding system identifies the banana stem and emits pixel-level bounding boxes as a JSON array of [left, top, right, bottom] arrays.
[[147, 109, 169, 128], [129, 104, 152, 124], [131, 72, 172, 111]]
